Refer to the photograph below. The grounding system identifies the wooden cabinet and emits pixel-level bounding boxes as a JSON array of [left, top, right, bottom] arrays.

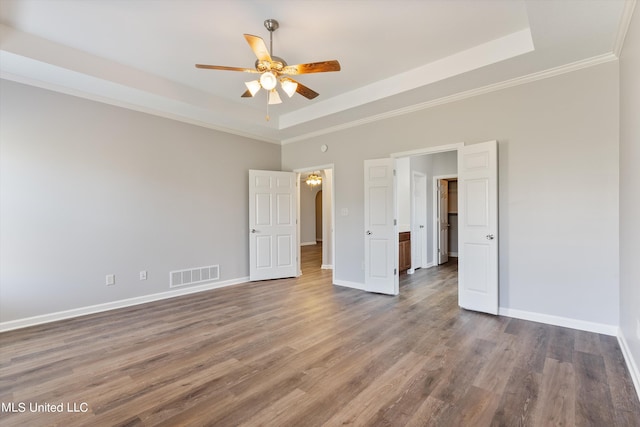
[[399, 231, 411, 273]]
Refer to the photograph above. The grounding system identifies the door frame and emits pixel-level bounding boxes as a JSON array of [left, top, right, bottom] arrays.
[[433, 174, 458, 265], [294, 164, 335, 283]]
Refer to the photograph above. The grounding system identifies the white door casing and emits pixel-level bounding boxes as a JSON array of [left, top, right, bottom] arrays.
[[249, 170, 297, 281], [364, 158, 398, 295], [458, 141, 498, 314], [438, 179, 450, 265]]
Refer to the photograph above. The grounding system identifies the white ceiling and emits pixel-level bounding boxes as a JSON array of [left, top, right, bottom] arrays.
[[0, 0, 632, 144]]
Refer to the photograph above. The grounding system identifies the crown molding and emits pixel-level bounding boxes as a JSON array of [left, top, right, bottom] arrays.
[[281, 53, 618, 145], [613, 0, 637, 57]]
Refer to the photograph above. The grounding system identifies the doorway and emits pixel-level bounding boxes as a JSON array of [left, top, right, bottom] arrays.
[[434, 176, 458, 266], [295, 165, 335, 279], [395, 150, 458, 274], [388, 141, 498, 314]]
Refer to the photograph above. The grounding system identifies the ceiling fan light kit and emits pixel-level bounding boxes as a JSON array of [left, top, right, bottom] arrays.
[[244, 80, 261, 96], [281, 79, 298, 97], [259, 71, 277, 90], [196, 18, 341, 120], [268, 89, 282, 105]]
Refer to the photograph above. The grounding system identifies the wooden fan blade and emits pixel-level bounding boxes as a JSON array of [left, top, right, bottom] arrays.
[[282, 78, 319, 99], [244, 34, 272, 62], [281, 60, 341, 75], [241, 89, 253, 98], [195, 64, 259, 73]]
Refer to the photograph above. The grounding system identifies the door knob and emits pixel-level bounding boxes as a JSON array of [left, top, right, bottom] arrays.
[[366, 230, 372, 235], [486, 234, 495, 240], [251, 229, 257, 233]]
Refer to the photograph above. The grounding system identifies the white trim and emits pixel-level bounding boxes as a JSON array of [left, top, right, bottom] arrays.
[[618, 332, 640, 401], [613, 0, 637, 57], [321, 264, 333, 270], [300, 241, 317, 246], [448, 252, 459, 257], [498, 307, 618, 336], [333, 279, 366, 291], [280, 29, 534, 131], [424, 262, 436, 269], [280, 53, 617, 145], [0, 276, 249, 332], [392, 143, 464, 158]]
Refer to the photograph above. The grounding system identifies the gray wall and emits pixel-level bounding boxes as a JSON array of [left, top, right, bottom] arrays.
[[282, 61, 620, 327], [619, 5, 640, 389], [0, 80, 280, 323]]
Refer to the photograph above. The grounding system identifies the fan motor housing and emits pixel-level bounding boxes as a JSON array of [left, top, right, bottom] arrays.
[[255, 57, 287, 72]]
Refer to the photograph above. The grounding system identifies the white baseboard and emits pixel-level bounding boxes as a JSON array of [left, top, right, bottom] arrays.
[[0, 276, 249, 332], [448, 252, 459, 257], [424, 262, 436, 269], [300, 241, 317, 246], [333, 279, 366, 291], [321, 264, 333, 270], [498, 307, 618, 336], [618, 332, 640, 401]]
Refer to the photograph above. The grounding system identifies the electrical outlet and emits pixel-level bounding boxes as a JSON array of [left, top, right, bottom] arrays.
[[106, 274, 115, 286], [139, 270, 147, 281]]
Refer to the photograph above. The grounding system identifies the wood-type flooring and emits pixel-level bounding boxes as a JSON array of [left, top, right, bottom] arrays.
[[1, 244, 639, 426]]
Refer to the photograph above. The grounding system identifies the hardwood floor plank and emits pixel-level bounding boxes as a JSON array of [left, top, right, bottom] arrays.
[[435, 385, 501, 426], [574, 350, 616, 426], [0, 245, 638, 426], [532, 357, 576, 426], [472, 333, 519, 395], [490, 367, 541, 426], [599, 334, 640, 417], [322, 351, 429, 426]]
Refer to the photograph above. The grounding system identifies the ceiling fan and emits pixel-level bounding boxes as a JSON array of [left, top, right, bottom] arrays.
[[195, 19, 341, 107]]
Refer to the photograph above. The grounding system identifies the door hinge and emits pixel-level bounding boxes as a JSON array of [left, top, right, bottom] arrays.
[[394, 268, 397, 275], [394, 219, 397, 226]]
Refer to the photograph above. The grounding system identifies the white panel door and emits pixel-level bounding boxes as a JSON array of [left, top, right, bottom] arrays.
[[411, 172, 427, 270], [438, 179, 449, 265], [364, 158, 398, 295], [458, 141, 498, 314], [249, 170, 297, 281]]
